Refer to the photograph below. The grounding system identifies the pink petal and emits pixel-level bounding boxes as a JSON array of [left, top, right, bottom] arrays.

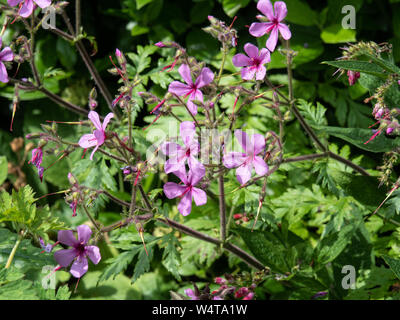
[[178, 192, 192, 216], [161, 142, 183, 156], [164, 156, 186, 174], [180, 121, 196, 146], [34, 0, 51, 8], [178, 64, 193, 85], [259, 48, 271, 64], [241, 67, 256, 81], [257, 0, 274, 21], [70, 256, 88, 278], [78, 134, 97, 149], [253, 156, 269, 176], [232, 54, 251, 67], [192, 187, 207, 206], [168, 81, 192, 96], [278, 23, 292, 40], [266, 27, 279, 52], [172, 166, 189, 185], [0, 47, 13, 62], [102, 112, 114, 130], [187, 90, 203, 116], [163, 182, 187, 199], [57, 230, 79, 246], [188, 164, 205, 186], [93, 129, 105, 146], [85, 245, 101, 264], [235, 130, 252, 153], [54, 249, 77, 267], [255, 65, 266, 80], [89, 145, 99, 160], [7, 0, 23, 6], [88, 111, 102, 130], [244, 43, 259, 59], [223, 152, 247, 168], [188, 155, 204, 172], [77, 225, 92, 244], [249, 22, 269, 38], [19, 0, 34, 17], [236, 162, 252, 185], [0, 62, 9, 83], [195, 67, 214, 88], [274, 1, 288, 22], [251, 133, 266, 155]]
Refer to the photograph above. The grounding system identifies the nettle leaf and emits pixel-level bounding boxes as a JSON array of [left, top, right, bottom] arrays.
[[234, 227, 290, 273], [315, 224, 355, 267], [383, 255, 400, 280], [0, 186, 64, 236], [314, 126, 400, 153], [322, 60, 387, 77], [330, 171, 386, 207], [160, 233, 181, 281]]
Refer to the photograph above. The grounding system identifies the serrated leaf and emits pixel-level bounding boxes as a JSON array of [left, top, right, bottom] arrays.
[[314, 126, 400, 153], [383, 255, 400, 280], [322, 60, 386, 77]]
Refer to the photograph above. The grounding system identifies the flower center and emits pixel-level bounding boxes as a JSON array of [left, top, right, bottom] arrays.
[[75, 242, 86, 256]]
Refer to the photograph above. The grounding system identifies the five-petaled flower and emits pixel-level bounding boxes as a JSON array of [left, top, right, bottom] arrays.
[[168, 64, 214, 115], [163, 166, 207, 216], [0, 37, 13, 83], [232, 43, 270, 81], [78, 111, 114, 160], [249, 0, 291, 52], [161, 121, 204, 173], [7, 0, 51, 18], [223, 130, 269, 185], [54, 225, 101, 278]]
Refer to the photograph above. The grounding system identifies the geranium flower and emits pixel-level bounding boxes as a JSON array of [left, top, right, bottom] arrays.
[[168, 64, 214, 115], [78, 111, 114, 160], [7, 0, 51, 18], [0, 37, 13, 83], [223, 130, 268, 185], [232, 43, 270, 81], [249, 0, 291, 52], [163, 166, 207, 216], [161, 121, 204, 173], [54, 225, 101, 278]]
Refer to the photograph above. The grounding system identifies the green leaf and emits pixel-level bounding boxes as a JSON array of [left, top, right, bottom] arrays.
[[136, 0, 154, 10], [383, 255, 400, 280], [314, 126, 400, 153], [0, 156, 7, 186], [160, 233, 181, 281], [322, 60, 386, 77], [321, 24, 356, 44], [315, 224, 355, 266], [222, 0, 250, 17], [285, 0, 318, 26], [56, 38, 77, 70]]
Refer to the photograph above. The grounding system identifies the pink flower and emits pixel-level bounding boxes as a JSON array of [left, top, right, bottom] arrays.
[[0, 37, 13, 83], [28, 147, 44, 182], [249, 0, 291, 52], [347, 70, 360, 86], [223, 130, 268, 185], [54, 225, 101, 278], [163, 166, 207, 216], [168, 64, 214, 115], [78, 111, 114, 160], [232, 43, 270, 81], [161, 121, 204, 173], [7, 0, 51, 18], [184, 288, 199, 300]]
